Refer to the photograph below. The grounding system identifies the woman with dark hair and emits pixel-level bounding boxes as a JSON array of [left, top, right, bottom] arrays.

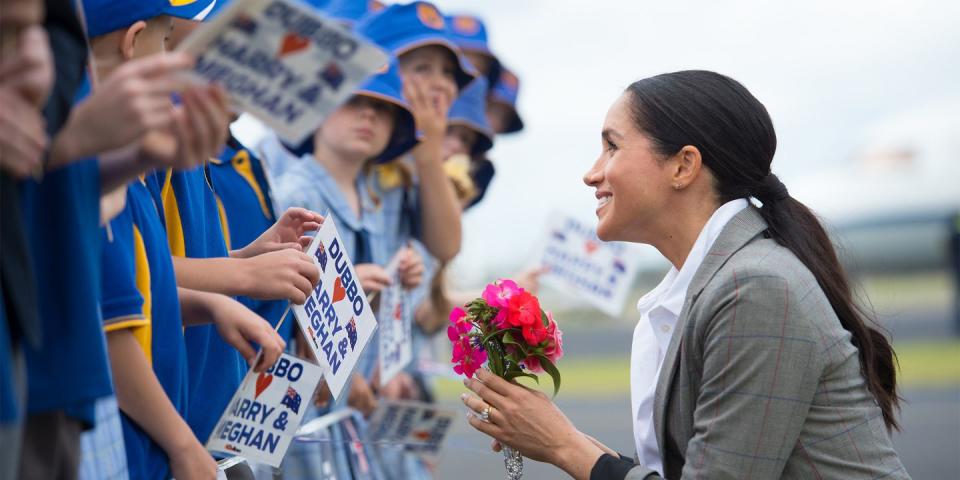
[[461, 70, 910, 479]]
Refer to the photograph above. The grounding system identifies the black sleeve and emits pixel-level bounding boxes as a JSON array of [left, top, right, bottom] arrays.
[[590, 453, 636, 480]]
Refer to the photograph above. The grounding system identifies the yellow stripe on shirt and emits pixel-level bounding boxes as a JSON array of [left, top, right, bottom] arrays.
[[231, 150, 274, 220], [132, 224, 153, 362], [160, 168, 187, 257]]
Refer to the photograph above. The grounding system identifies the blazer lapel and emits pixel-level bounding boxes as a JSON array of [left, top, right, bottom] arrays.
[[652, 206, 768, 460]]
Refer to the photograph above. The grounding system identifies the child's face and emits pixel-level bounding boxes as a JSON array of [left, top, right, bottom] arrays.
[[399, 45, 458, 99], [318, 95, 396, 161], [443, 124, 478, 159]]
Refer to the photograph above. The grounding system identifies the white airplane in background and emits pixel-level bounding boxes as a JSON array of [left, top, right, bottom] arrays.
[[789, 99, 960, 275]]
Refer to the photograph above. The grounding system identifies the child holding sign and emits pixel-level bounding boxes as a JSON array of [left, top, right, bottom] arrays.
[[265, 59, 419, 479]]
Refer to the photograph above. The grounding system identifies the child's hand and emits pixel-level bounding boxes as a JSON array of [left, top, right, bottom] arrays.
[[347, 374, 377, 417], [240, 249, 320, 303], [0, 87, 46, 178], [209, 296, 286, 372], [169, 437, 218, 480], [378, 371, 419, 401], [234, 208, 323, 258], [397, 247, 425, 290], [515, 265, 549, 295], [355, 264, 392, 295], [403, 76, 454, 142], [168, 84, 230, 171]]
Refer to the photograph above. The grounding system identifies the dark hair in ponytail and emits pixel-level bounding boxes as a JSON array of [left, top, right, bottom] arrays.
[[625, 70, 900, 431]]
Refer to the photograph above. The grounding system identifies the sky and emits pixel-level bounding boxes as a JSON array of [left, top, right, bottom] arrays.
[[432, 0, 960, 286]]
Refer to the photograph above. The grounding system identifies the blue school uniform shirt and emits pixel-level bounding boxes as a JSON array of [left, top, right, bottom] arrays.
[[18, 77, 112, 426], [209, 135, 289, 340], [149, 166, 246, 442], [101, 179, 189, 479]]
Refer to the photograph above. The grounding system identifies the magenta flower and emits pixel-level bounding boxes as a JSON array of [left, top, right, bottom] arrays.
[[451, 337, 487, 378], [449, 306, 472, 335], [543, 313, 564, 363], [481, 279, 521, 308]]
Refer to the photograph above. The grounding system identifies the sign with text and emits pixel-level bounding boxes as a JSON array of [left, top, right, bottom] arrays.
[[177, 0, 388, 144], [293, 216, 378, 402], [537, 213, 642, 317], [366, 401, 456, 458], [377, 255, 412, 387], [207, 353, 323, 467]]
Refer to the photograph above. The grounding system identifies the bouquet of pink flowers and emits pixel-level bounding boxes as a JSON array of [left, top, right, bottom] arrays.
[[448, 279, 564, 396]]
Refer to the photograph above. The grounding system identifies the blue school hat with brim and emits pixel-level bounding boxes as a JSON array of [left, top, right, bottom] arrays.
[[164, 0, 220, 21], [322, 0, 387, 25], [446, 14, 501, 85], [354, 1, 477, 92], [355, 60, 420, 163], [490, 66, 524, 134], [82, 0, 169, 38], [448, 76, 494, 155]]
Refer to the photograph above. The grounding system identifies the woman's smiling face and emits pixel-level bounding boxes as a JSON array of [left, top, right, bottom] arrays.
[[583, 92, 676, 243]]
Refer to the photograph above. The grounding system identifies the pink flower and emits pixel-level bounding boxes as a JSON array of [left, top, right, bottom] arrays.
[[543, 313, 564, 363], [451, 337, 487, 378], [503, 291, 541, 328], [449, 306, 471, 334], [447, 325, 460, 342], [482, 279, 521, 308]]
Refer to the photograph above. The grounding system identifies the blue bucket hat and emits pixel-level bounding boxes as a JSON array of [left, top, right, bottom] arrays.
[[321, 0, 387, 25], [448, 76, 494, 155], [82, 0, 220, 38], [283, 60, 419, 164], [446, 14, 501, 84], [490, 66, 524, 134], [354, 1, 477, 92]]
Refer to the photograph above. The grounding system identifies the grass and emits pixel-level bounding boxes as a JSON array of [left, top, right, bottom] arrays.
[[434, 340, 960, 401]]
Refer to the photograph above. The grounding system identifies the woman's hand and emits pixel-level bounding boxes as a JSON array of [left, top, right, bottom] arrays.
[[462, 369, 604, 479]]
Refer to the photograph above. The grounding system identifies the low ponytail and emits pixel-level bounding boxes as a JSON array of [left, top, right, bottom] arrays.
[[756, 175, 900, 431], [626, 71, 901, 430]]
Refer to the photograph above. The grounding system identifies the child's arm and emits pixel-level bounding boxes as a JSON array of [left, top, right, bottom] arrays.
[[106, 330, 218, 480], [178, 287, 286, 372], [171, 248, 318, 304], [404, 78, 463, 262]]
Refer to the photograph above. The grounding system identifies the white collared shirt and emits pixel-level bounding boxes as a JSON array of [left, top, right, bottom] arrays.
[[630, 198, 749, 473]]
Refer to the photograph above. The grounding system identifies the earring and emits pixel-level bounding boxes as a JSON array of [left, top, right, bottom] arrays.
[[673, 183, 682, 190]]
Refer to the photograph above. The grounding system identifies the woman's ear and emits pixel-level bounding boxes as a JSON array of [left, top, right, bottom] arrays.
[[120, 20, 147, 61], [671, 145, 702, 189]]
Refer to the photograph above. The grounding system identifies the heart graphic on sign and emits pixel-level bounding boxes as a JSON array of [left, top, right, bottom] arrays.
[[255, 372, 273, 399], [333, 277, 346, 303], [584, 240, 599, 255], [413, 430, 432, 441], [277, 33, 309, 58]]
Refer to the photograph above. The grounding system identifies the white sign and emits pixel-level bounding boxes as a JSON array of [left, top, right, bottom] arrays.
[[293, 217, 378, 402], [177, 0, 388, 144], [206, 353, 324, 467], [366, 401, 456, 457], [538, 212, 642, 317], [377, 255, 412, 387]]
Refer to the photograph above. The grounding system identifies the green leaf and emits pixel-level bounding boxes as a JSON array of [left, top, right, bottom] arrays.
[[504, 370, 540, 384], [538, 355, 562, 397], [500, 330, 529, 357], [541, 309, 549, 327]]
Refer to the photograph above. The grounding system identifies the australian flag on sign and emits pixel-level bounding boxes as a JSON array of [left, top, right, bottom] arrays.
[[346, 317, 358, 349], [320, 62, 345, 90], [281, 386, 302, 414], [315, 242, 328, 273]]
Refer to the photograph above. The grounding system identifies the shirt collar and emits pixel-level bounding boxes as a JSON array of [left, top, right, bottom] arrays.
[[637, 198, 749, 318], [294, 157, 381, 234]]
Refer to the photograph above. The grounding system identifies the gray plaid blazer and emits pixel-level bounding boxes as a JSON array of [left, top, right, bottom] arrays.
[[624, 207, 909, 479]]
